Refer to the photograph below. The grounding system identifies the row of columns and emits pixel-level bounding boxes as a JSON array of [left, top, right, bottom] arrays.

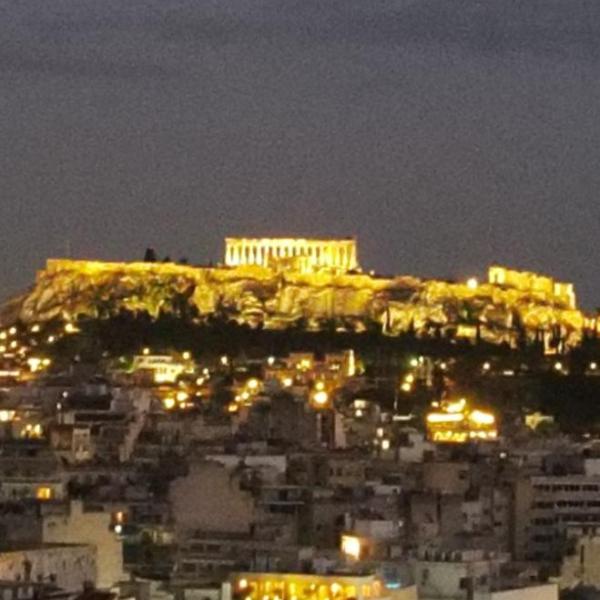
[[225, 239, 358, 272]]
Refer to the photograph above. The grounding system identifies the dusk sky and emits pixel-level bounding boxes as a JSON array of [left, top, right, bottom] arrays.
[[2, 0, 600, 306]]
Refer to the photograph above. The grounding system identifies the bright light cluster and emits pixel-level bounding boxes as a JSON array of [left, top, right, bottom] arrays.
[[426, 398, 497, 443]]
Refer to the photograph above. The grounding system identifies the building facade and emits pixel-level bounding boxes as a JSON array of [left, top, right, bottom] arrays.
[[0, 544, 96, 594], [42, 501, 124, 590], [225, 238, 359, 273], [225, 571, 416, 600], [512, 475, 600, 561], [488, 266, 576, 309]]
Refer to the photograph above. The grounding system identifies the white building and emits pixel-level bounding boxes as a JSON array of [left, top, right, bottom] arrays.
[[0, 544, 96, 593], [414, 549, 557, 600], [42, 500, 124, 590], [560, 523, 600, 589]]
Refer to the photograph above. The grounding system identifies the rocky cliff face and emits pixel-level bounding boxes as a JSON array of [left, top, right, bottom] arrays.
[[5, 259, 587, 347]]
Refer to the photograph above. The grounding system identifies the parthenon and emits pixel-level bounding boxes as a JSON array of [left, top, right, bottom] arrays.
[[225, 237, 359, 273]]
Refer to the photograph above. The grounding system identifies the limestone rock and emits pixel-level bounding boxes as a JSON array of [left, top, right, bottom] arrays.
[[5, 259, 588, 347]]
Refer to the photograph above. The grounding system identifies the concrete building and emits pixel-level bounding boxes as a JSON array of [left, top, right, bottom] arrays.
[[0, 543, 96, 593], [413, 549, 557, 600], [512, 475, 600, 561], [560, 523, 600, 589], [42, 500, 124, 590], [422, 462, 471, 496], [175, 532, 313, 585], [169, 460, 256, 535]]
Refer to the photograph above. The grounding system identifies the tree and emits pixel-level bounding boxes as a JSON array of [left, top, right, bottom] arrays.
[[143, 247, 157, 262]]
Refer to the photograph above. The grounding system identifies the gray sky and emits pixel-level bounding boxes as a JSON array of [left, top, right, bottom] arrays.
[[2, 0, 600, 307]]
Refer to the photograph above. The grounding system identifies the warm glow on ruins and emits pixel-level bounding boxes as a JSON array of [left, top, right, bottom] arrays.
[[3, 237, 591, 352], [225, 237, 359, 273]]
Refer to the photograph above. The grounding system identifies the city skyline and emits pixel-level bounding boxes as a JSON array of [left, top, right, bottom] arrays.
[[1, 232, 597, 309], [2, 3, 600, 599]]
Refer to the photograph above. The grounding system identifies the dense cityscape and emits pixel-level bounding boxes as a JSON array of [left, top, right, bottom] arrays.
[[0, 239, 599, 600]]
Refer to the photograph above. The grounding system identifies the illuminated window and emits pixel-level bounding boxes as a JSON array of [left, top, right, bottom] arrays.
[[36, 486, 52, 500], [341, 535, 362, 559]]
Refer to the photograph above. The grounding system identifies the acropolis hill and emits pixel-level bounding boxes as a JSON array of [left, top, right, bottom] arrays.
[[1, 237, 591, 349]]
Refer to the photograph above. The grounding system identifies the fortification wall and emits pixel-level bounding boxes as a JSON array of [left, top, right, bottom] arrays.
[[10, 258, 586, 347]]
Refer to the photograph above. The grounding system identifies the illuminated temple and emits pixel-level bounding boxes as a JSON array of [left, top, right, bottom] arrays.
[[225, 237, 359, 273]]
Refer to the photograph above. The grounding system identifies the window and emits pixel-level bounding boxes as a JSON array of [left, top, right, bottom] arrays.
[[181, 562, 196, 574], [36, 487, 52, 501]]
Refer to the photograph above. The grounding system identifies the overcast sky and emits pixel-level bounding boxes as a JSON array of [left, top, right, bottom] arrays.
[[2, 0, 600, 307]]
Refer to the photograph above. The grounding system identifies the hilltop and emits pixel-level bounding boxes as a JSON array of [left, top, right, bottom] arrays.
[[0, 257, 589, 352]]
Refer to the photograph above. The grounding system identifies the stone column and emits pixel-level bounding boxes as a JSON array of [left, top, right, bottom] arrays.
[[259, 243, 266, 267], [257, 243, 264, 266]]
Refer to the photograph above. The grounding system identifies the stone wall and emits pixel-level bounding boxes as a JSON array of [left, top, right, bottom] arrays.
[[5, 259, 588, 347]]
